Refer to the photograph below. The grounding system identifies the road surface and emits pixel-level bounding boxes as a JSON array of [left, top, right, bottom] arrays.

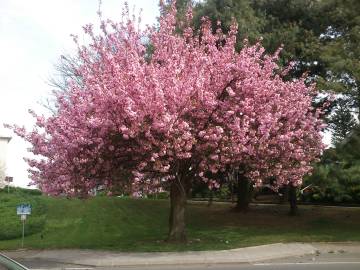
[[17, 251, 360, 270]]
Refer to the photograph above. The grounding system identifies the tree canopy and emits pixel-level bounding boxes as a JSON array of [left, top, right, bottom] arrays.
[[192, 0, 360, 142]]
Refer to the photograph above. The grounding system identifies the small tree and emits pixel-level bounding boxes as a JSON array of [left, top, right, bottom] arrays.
[[7, 2, 324, 241]]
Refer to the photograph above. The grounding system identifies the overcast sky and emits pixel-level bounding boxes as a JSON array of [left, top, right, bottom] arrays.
[[0, 0, 159, 188]]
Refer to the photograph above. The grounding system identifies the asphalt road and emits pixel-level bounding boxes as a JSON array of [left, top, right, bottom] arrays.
[[17, 252, 360, 270], [17, 262, 360, 270]]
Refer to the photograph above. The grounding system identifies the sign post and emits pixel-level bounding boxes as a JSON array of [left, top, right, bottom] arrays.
[[16, 204, 31, 248]]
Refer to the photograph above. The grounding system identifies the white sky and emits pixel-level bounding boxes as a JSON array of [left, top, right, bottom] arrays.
[[0, 0, 331, 189], [0, 0, 159, 188]]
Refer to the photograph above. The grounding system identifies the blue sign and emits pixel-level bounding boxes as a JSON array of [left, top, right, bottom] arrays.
[[17, 204, 31, 215]]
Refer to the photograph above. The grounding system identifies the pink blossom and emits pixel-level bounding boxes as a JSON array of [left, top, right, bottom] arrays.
[[5, 1, 324, 196]]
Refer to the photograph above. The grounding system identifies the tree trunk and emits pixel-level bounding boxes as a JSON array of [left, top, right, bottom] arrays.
[[280, 185, 289, 204], [228, 172, 236, 204], [236, 173, 252, 211], [167, 178, 187, 242], [231, 182, 235, 204], [288, 184, 298, 216], [208, 189, 213, 207]]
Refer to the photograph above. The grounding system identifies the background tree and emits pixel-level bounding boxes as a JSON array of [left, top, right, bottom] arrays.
[[316, 0, 360, 120], [328, 97, 357, 145], [193, 0, 265, 48], [304, 126, 360, 203]]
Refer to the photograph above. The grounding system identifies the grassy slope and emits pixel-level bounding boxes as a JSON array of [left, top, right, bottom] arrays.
[[0, 192, 46, 240], [0, 194, 360, 251]]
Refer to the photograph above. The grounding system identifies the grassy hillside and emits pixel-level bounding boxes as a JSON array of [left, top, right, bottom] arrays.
[[1, 192, 360, 251], [0, 189, 46, 240]]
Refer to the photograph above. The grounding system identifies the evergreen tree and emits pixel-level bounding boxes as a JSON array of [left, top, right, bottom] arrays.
[[329, 97, 357, 145]]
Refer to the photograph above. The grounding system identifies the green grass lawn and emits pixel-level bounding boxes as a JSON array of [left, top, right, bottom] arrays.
[[1, 192, 360, 251]]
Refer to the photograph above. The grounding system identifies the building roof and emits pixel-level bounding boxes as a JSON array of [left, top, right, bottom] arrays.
[[0, 136, 12, 142]]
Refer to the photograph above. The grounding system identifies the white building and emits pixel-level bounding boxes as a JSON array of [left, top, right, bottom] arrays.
[[0, 136, 11, 188]]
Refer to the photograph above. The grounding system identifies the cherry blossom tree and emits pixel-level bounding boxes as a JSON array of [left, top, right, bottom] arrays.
[[6, 2, 325, 241]]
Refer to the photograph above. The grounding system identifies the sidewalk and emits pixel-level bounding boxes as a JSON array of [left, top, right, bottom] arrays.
[[3, 243, 319, 267]]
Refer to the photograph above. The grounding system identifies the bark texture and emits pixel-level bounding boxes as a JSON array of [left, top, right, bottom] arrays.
[[288, 184, 298, 216], [236, 172, 252, 211], [167, 177, 189, 242]]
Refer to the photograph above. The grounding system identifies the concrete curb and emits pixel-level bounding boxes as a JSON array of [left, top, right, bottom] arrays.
[[3, 243, 317, 267]]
